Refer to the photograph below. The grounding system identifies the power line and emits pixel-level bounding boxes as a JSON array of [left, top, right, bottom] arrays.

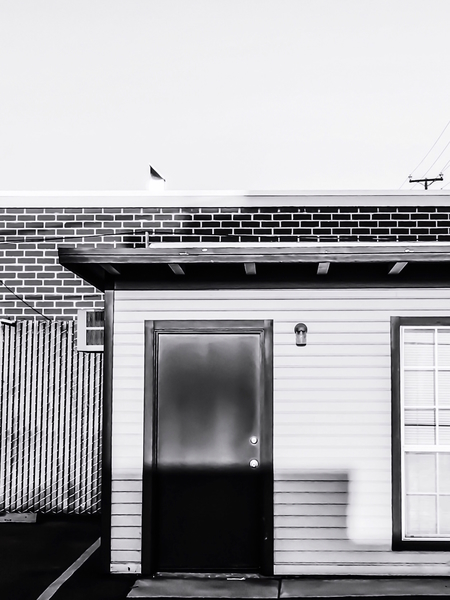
[[440, 156, 450, 173], [399, 119, 450, 189], [0, 280, 52, 321], [423, 138, 450, 177]]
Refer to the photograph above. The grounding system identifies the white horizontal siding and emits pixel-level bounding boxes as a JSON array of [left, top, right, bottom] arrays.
[[111, 287, 450, 575]]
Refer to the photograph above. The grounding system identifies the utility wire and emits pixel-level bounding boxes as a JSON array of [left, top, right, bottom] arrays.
[[440, 156, 450, 173], [0, 280, 52, 321], [423, 138, 450, 177], [399, 119, 450, 189]]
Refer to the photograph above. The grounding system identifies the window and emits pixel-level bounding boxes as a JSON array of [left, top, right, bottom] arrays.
[[392, 317, 450, 548], [77, 310, 104, 351]]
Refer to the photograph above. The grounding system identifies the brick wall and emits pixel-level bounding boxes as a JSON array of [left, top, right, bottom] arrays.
[[1, 205, 450, 319]]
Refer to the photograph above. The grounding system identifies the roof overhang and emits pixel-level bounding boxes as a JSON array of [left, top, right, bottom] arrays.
[[58, 243, 450, 291]]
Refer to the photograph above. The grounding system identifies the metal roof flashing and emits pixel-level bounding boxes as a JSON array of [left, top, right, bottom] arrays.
[[2, 190, 450, 207]]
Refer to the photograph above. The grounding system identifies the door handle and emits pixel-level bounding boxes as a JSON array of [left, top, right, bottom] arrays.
[[249, 459, 259, 468]]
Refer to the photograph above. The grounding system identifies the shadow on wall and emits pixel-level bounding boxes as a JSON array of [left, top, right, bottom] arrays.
[[275, 470, 390, 553]]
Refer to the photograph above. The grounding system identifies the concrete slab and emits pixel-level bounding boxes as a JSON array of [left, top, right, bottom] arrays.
[[280, 577, 450, 598], [0, 512, 37, 523], [128, 578, 280, 598]]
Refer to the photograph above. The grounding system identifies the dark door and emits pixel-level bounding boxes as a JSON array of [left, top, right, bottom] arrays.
[[142, 320, 273, 575]]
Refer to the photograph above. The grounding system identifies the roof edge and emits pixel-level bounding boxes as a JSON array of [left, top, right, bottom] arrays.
[[2, 190, 450, 208]]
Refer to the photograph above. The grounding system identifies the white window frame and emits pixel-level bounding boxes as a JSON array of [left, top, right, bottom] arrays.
[[77, 309, 104, 352], [399, 324, 450, 541]]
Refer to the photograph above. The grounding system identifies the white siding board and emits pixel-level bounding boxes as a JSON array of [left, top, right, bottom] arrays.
[[111, 503, 142, 516], [111, 526, 141, 539], [112, 466, 142, 481], [275, 527, 347, 538], [275, 356, 391, 367], [111, 287, 450, 575], [274, 480, 348, 493], [111, 550, 141, 562], [111, 538, 141, 551], [112, 480, 142, 492], [274, 470, 391, 481], [112, 515, 141, 527], [115, 288, 450, 300], [111, 562, 141, 574], [276, 393, 389, 404], [275, 540, 393, 551], [113, 434, 143, 449], [112, 491, 142, 504], [275, 551, 450, 564], [275, 564, 450, 575], [113, 297, 450, 312], [113, 422, 144, 436]]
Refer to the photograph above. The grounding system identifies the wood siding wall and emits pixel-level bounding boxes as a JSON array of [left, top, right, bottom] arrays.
[[111, 288, 450, 575]]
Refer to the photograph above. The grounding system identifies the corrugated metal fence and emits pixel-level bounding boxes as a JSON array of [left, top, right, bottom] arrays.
[[0, 320, 103, 513]]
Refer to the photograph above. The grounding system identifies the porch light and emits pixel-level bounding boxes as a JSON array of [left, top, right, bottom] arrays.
[[294, 323, 308, 346]]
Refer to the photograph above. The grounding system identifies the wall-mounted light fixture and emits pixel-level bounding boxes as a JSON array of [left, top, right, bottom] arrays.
[[294, 323, 308, 346]]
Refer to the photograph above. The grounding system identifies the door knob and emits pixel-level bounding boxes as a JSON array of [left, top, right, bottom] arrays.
[[250, 436, 258, 445], [249, 459, 259, 468]]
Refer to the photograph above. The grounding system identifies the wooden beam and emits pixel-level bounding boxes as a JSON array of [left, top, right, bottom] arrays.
[[244, 262, 257, 275], [169, 263, 185, 275], [317, 262, 330, 275], [389, 262, 408, 275], [60, 243, 450, 266]]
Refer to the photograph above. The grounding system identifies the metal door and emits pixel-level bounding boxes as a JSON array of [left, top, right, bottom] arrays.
[[142, 320, 273, 575]]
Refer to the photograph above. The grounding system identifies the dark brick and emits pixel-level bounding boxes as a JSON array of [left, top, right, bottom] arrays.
[[199, 207, 220, 214], [218, 207, 239, 214], [252, 214, 274, 222], [180, 235, 201, 242], [161, 236, 182, 242], [213, 228, 234, 236], [114, 215, 134, 221], [416, 234, 439, 241], [410, 228, 430, 234], [292, 228, 312, 234], [238, 221, 256, 229], [231, 228, 251, 235], [121, 207, 141, 214], [416, 220, 436, 229]]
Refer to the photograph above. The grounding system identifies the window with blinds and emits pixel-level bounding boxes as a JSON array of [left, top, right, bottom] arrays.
[[401, 326, 450, 539]]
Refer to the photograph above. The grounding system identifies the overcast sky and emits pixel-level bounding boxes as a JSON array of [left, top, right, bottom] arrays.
[[1, 0, 450, 191]]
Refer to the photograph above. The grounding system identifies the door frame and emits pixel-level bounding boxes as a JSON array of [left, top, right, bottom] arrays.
[[141, 319, 273, 576]]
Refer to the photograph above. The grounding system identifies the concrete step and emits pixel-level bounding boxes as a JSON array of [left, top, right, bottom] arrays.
[[128, 577, 450, 599], [280, 577, 450, 598], [128, 578, 279, 598]]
